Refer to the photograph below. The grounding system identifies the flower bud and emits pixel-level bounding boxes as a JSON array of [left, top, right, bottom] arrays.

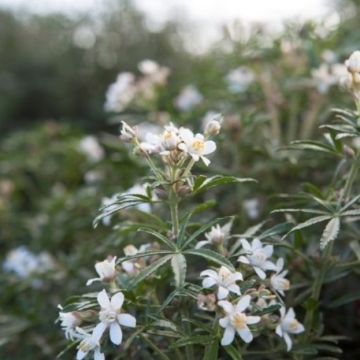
[[345, 51, 360, 74], [120, 121, 137, 142], [94, 256, 117, 282], [204, 114, 223, 136]]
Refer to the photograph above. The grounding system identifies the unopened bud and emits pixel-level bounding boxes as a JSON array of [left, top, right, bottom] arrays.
[[345, 51, 360, 74], [120, 121, 137, 142], [205, 115, 222, 136]]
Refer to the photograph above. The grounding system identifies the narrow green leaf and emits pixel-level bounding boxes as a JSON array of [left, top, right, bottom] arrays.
[[138, 227, 177, 250], [327, 289, 360, 308], [203, 340, 219, 360], [184, 248, 234, 270], [223, 345, 243, 359], [320, 217, 340, 250], [286, 215, 332, 236], [171, 253, 187, 288]]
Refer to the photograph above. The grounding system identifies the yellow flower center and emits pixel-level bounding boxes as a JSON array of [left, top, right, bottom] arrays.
[[192, 139, 205, 153], [288, 319, 300, 332], [231, 313, 247, 330]]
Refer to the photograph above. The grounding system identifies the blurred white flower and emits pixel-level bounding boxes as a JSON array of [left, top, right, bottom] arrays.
[[175, 85, 203, 111], [139, 133, 164, 155], [270, 258, 290, 297], [218, 295, 261, 346], [58, 308, 81, 340], [84, 170, 104, 185], [120, 121, 137, 142], [86, 256, 117, 286], [345, 50, 360, 74], [200, 266, 243, 300], [196, 221, 232, 249], [123, 183, 154, 213], [138, 59, 160, 75], [101, 194, 119, 226], [202, 112, 223, 136], [135, 122, 162, 142], [243, 198, 260, 220], [161, 123, 181, 152], [76, 327, 104, 360], [93, 289, 136, 346], [238, 238, 276, 280], [178, 128, 216, 166], [104, 72, 136, 112], [78, 136, 105, 163], [312, 63, 347, 93], [225, 67, 255, 93], [275, 307, 304, 351], [3, 246, 55, 280], [321, 49, 336, 64]]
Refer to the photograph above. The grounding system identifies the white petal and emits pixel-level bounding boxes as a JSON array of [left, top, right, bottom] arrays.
[[276, 258, 284, 271], [275, 324, 283, 337], [221, 326, 235, 346], [218, 300, 234, 314], [253, 266, 266, 280], [92, 322, 107, 341], [86, 277, 100, 286], [109, 322, 123, 345], [195, 240, 209, 249], [227, 284, 241, 295], [246, 316, 261, 325], [202, 277, 217, 289], [118, 313, 136, 328], [94, 350, 105, 360], [264, 260, 277, 271], [97, 289, 110, 308], [280, 307, 286, 318], [201, 156, 210, 166], [111, 292, 124, 310], [283, 332, 292, 351], [240, 239, 251, 251], [76, 350, 86, 360], [200, 269, 218, 278], [252, 238, 262, 249], [219, 317, 229, 328], [203, 141, 216, 155], [285, 308, 295, 321], [179, 128, 194, 142], [292, 323, 305, 334], [263, 245, 273, 257], [238, 327, 253, 343], [236, 295, 251, 312], [230, 272, 243, 282], [238, 255, 250, 264], [217, 286, 229, 300]]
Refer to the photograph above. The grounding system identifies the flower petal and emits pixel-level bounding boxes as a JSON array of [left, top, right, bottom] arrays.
[[92, 322, 107, 341], [227, 284, 241, 295], [109, 322, 123, 345], [283, 332, 292, 351], [218, 300, 234, 314], [118, 313, 136, 328], [240, 239, 251, 251], [246, 316, 261, 325], [236, 295, 251, 312], [219, 316, 229, 328], [76, 350, 86, 360], [221, 326, 235, 346], [217, 286, 229, 300], [86, 277, 100, 286], [97, 289, 110, 308], [201, 156, 210, 166], [200, 269, 218, 278], [275, 324, 283, 337], [203, 141, 216, 155], [238, 327, 253, 343], [94, 350, 105, 360], [202, 277, 217, 289], [253, 266, 266, 280], [111, 292, 124, 310], [238, 255, 250, 264]]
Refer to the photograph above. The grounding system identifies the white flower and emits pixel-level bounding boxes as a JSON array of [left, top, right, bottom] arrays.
[[93, 289, 136, 346], [58, 309, 81, 340], [121, 244, 150, 275], [202, 112, 223, 136], [243, 198, 260, 220], [311, 63, 347, 93], [218, 295, 261, 346], [237, 238, 276, 280], [270, 258, 290, 296], [86, 256, 117, 286], [178, 128, 216, 166], [104, 72, 136, 112], [120, 121, 137, 142], [101, 194, 119, 226], [196, 221, 232, 249], [175, 85, 203, 111], [138, 59, 160, 75], [78, 136, 105, 163], [345, 50, 360, 74], [225, 67, 255, 93], [76, 327, 104, 360], [276, 307, 304, 351], [200, 266, 243, 299], [123, 183, 154, 213], [161, 123, 181, 151], [139, 133, 164, 155], [3, 246, 55, 279]]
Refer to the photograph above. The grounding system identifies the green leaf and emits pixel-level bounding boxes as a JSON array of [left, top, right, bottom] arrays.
[[320, 217, 340, 250], [327, 289, 360, 308], [116, 250, 173, 264], [287, 140, 338, 155], [223, 345, 243, 359], [128, 255, 172, 289], [193, 175, 256, 194], [173, 335, 214, 347], [138, 227, 177, 250], [286, 215, 332, 236], [271, 208, 327, 215], [171, 253, 187, 288], [184, 248, 234, 270], [341, 209, 360, 216], [203, 340, 219, 360]]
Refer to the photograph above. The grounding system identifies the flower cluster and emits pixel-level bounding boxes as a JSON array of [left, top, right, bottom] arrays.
[[105, 59, 170, 112], [344, 50, 360, 102]]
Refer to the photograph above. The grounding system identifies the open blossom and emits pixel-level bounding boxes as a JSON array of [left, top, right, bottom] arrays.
[[276, 307, 304, 351], [270, 258, 290, 296], [218, 295, 261, 346], [58, 309, 81, 340], [237, 238, 276, 280], [200, 266, 243, 299], [76, 327, 105, 360], [196, 221, 232, 249], [86, 256, 117, 286], [79, 136, 105, 163], [175, 85, 203, 111], [93, 290, 136, 346], [178, 128, 216, 166]]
